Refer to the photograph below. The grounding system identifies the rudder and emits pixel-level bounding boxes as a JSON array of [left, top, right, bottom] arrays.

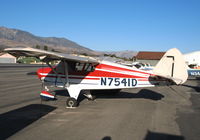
[[153, 48, 188, 84]]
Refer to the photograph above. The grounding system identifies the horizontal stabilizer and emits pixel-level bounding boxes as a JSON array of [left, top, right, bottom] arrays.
[[153, 48, 188, 84], [40, 91, 55, 99]]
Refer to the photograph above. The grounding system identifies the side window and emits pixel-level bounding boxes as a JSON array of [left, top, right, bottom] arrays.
[[75, 62, 95, 72], [76, 62, 85, 71], [54, 61, 64, 74], [84, 63, 95, 72]]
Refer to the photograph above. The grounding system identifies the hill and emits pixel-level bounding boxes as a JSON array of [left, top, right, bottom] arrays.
[[0, 27, 97, 55], [0, 27, 138, 59]]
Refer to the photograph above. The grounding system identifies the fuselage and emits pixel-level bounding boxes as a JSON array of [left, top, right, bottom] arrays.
[[188, 69, 200, 77], [37, 60, 167, 91]]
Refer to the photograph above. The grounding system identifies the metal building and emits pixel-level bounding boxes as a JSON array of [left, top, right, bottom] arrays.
[[0, 53, 16, 63], [134, 51, 165, 66]]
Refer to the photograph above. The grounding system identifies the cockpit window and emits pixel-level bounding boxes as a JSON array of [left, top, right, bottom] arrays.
[[76, 63, 84, 71], [75, 62, 95, 72], [134, 64, 141, 69]]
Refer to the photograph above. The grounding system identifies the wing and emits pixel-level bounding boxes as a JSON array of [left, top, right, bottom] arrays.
[[4, 47, 99, 64]]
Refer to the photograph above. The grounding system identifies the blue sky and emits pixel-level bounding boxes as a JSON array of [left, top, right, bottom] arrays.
[[0, 0, 200, 53]]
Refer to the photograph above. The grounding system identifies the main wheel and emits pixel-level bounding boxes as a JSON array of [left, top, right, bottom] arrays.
[[66, 97, 78, 108]]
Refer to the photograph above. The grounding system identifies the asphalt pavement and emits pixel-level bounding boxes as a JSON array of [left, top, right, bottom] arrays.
[[0, 64, 200, 140]]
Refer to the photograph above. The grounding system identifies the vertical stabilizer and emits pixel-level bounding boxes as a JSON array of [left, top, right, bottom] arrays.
[[153, 48, 188, 84]]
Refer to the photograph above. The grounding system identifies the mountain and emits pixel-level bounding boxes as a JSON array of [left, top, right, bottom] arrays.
[[103, 50, 138, 59], [0, 27, 98, 55], [0, 27, 138, 58]]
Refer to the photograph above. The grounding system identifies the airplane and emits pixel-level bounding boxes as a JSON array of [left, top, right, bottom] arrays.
[[187, 66, 200, 77], [121, 62, 154, 71], [4, 47, 188, 108]]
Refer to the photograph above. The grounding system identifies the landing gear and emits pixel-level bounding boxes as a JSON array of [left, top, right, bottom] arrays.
[[66, 97, 78, 108], [83, 91, 96, 101]]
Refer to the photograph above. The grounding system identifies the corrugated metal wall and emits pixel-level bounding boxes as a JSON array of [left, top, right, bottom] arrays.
[[0, 58, 16, 63]]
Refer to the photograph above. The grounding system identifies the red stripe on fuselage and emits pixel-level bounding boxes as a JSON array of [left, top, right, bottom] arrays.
[[38, 70, 147, 79], [37, 63, 151, 80], [38, 75, 100, 80], [69, 77, 100, 80], [80, 70, 146, 78], [96, 63, 150, 75]]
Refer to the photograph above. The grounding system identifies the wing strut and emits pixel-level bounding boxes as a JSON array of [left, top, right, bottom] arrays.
[[63, 60, 69, 87], [46, 61, 67, 88]]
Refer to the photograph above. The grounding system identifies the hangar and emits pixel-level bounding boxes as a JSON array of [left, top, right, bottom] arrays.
[[134, 51, 165, 66], [0, 53, 16, 63]]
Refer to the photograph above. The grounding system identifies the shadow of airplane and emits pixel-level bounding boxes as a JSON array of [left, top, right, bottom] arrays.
[[182, 84, 200, 92], [101, 130, 184, 140], [102, 136, 112, 140], [93, 89, 165, 101], [0, 104, 56, 140], [26, 72, 37, 75], [144, 130, 184, 140], [53, 89, 164, 106]]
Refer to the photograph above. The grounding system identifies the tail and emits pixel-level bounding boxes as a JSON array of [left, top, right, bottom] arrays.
[[153, 48, 188, 85]]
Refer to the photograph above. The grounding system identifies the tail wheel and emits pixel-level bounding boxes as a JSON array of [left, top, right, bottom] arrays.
[[66, 97, 78, 108]]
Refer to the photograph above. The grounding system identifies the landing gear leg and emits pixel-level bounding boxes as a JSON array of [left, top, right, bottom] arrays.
[[66, 85, 81, 108], [66, 97, 78, 108], [83, 90, 96, 101]]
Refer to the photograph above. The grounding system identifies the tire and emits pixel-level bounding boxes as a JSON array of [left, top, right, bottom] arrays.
[[66, 97, 78, 108]]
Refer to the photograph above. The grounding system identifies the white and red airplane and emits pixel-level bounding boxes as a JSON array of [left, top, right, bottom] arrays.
[[4, 47, 188, 108]]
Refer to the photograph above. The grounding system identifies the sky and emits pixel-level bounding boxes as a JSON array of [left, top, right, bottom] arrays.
[[0, 0, 200, 53]]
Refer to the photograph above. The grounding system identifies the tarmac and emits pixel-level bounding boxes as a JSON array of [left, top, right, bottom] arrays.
[[0, 64, 200, 140]]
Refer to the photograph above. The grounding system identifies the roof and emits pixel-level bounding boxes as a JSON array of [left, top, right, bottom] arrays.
[[0, 53, 16, 58], [135, 51, 165, 60]]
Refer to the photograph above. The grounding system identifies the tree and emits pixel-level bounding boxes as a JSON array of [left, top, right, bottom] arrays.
[[35, 45, 40, 49], [44, 45, 48, 51], [110, 54, 116, 57], [81, 53, 88, 56]]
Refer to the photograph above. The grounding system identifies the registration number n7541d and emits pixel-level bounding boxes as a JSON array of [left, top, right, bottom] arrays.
[[100, 77, 137, 87]]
